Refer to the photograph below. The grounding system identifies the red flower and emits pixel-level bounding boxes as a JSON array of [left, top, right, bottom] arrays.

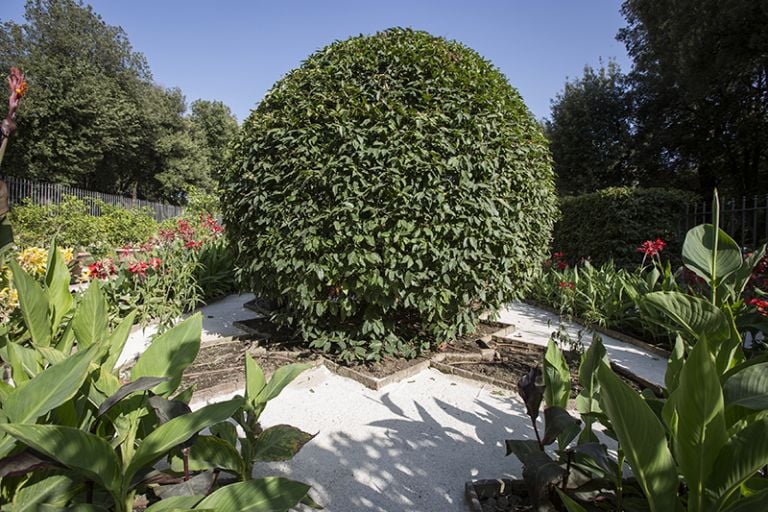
[[556, 261, 568, 270], [148, 257, 162, 270], [637, 238, 666, 257], [128, 261, 149, 277], [87, 259, 117, 280], [747, 297, 768, 316], [558, 281, 575, 289], [552, 252, 565, 260], [177, 219, 195, 241], [159, 228, 176, 242], [185, 240, 203, 250]]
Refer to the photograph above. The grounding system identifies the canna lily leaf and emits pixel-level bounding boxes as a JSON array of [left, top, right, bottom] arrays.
[[0, 424, 121, 499], [124, 397, 242, 486], [723, 362, 768, 410], [682, 224, 742, 285], [195, 477, 314, 511], [251, 424, 316, 462], [9, 259, 51, 347], [132, 313, 202, 396], [596, 362, 678, 512], [254, 362, 311, 405], [517, 366, 544, 423], [543, 339, 570, 409], [71, 280, 109, 348]]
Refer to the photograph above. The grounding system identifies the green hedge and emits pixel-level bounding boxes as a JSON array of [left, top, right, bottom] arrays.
[[552, 187, 697, 267], [10, 196, 158, 254], [221, 28, 557, 361]]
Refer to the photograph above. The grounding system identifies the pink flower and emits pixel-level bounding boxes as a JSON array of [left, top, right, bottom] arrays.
[[185, 240, 203, 250], [558, 281, 574, 290], [148, 257, 162, 270], [87, 259, 117, 280]]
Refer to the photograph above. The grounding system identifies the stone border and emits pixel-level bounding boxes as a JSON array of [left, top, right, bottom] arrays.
[[465, 478, 526, 511], [524, 299, 671, 358]]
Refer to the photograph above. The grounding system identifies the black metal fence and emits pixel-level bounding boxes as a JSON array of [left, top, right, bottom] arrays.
[[1, 175, 183, 221], [685, 195, 768, 250]]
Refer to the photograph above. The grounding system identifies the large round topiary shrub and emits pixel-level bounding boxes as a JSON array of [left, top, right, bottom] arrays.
[[221, 28, 557, 361]]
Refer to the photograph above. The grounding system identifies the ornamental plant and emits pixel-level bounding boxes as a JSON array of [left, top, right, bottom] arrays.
[[221, 28, 557, 361], [0, 249, 318, 511]]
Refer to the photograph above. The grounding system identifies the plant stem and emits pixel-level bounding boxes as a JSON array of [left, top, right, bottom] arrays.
[[617, 449, 625, 511], [532, 418, 543, 450], [182, 447, 190, 481], [562, 450, 573, 491]]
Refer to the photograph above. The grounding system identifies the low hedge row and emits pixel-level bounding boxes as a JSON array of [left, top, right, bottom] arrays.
[[552, 187, 698, 267]]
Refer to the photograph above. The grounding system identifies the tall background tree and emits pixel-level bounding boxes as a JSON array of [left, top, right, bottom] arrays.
[[546, 61, 634, 195], [0, 0, 237, 203], [620, 0, 768, 197]]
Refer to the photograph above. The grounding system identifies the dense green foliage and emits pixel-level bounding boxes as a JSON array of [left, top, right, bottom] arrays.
[[546, 62, 634, 195], [553, 187, 696, 267], [222, 28, 557, 361], [10, 196, 158, 254], [0, 0, 238, 203]]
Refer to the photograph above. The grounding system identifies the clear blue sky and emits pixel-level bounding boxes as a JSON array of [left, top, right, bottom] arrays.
[[3, 0, 631, 122]]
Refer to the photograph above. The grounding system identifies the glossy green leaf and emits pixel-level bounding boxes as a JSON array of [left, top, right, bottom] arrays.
[[642, 291, 730, 343], [44, 242, 73, 330], [102, 310, 137, 370], [682, 224, 742, 284], [131, 313, 202, 395], [672, 339, 727, 511], [723, 362, 768, 410], [665, 336, 685, 393], [708, 416, 768, 508], [254, 363, 311, 404], [195, 477, 313, 511], [245, 352, 266, 403], [124, 397, 242, 484], [3, 345, 94, 424], [71, 280, 109, 348], [170, 435, 245, 476], [144, 495, 204, 511], [9, 259, 51, 347], [596, 362, 678, 512], [542, 339, 570, 409], [554, 488, 589, 512], [0, 424, 121, 497], [251, 424, 315, 462]]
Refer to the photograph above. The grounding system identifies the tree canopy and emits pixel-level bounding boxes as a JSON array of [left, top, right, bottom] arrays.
[[546, 62, 634, 195], [0, 0, 238, 203], [547, 0, 768, 197]]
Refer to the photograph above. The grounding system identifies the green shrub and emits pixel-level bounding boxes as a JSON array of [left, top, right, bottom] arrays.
[[10, 196, 158, 255], [553, 187, 697, 267], [221, 28, 557, 361]]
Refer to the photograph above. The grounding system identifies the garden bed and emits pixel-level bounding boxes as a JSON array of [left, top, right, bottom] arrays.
[[466, 478, 530, 512]]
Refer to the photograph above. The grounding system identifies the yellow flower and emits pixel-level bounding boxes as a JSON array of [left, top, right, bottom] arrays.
[[17, 247, 48, 277], [59, 247, 74, 264], [0, 287, 18, 311]]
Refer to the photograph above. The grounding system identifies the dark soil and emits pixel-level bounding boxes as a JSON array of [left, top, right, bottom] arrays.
[[183, 318, 505, 393], [447, 339, 647, 397]]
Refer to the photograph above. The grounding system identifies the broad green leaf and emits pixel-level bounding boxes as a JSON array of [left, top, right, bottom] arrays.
[[125, 397, 242, 485], [673, 339, 727, 511], [0, 424, 121, 497], [543, 339, 570, 409], [554, 488, 589, 512], [6, 341, 41, 382], [642, 291, 730, 343], [541, 406, 580, 447], [682, 224, 742, 285], [708, 417, 768, 508], [254, 363, 311, 404], [723, 362, 768, 410], [170, 435, 245, 476], [98, 376, 170, 417], [132, 313, 202, 395], [251, 425, 315, 462], [720, 488, 768, 512], [9, 259, 51, 347], [245, 352, 266, 403], [195, 477, 312, 511], [665, 336, 685, 393], [3, 345, 94, 424], [102, 310, 137, 370], [44, 242, 73, 330], [144, 495, 204, 511], [597, 363, 677, 512], [71, 280, 109, 348], [11, 473, 80, 512]]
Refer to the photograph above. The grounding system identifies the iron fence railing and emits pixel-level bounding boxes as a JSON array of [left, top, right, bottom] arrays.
[[685, 195, 768, 250], [1, 175, 183, 221]]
